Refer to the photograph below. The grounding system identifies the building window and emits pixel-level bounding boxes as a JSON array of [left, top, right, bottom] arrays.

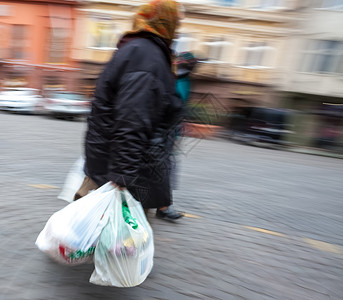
[[241, 42, 272, 68], [320, 0, 343, 9], [47, 28, 69, 64], [172, 33, 196, 54], [300, 40, 343, 74], [0, 24, 8, 59], [11, 24, 27, 59], [202, 37, 231, 62], [0, 5, 11, 17], [88, 17, 117, 49], [214, 0, 240, 6], [253, 0, 285, 9]]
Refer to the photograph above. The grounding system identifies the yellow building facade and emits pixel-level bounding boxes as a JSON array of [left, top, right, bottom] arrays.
[[72, 0, 301, 106], [177, 1, 301, 109], [71, 0, 136, 95]]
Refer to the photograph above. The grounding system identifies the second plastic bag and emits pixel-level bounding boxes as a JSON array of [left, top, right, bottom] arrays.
[[58, 156, 85, 203], [90, 189, 154, 287]]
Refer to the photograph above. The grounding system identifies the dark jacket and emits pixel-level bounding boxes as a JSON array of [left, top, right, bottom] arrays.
[[84, 34, 183, 208]]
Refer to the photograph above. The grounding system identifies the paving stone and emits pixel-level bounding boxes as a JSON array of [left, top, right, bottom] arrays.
[[0, 112, 342, 299]]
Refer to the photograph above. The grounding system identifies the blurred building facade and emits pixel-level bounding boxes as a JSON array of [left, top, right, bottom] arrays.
[[0, 0, 79, 92], [71, 0, 303, 104], [70, 0, 342, 152], [280, 1, 343, 151], [1, 0, 341, 151], [71, 0, 135, 96], [176, 0, 302, 112]]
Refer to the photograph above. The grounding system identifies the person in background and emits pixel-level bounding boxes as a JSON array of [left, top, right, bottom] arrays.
[[75, 0, 184, 220], [175, 52, 197, 103], [169, 51, 198, 191]]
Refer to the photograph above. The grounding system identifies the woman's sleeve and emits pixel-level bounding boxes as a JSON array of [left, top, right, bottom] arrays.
[[107, 70, 161, 187], [85, 54, 118, 182]]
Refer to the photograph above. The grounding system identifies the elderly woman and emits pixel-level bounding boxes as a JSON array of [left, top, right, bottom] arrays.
[[76, 0, 184, 220]]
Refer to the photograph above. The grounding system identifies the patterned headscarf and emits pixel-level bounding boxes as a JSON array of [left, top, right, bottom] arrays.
[[128, 0, 180, 42]]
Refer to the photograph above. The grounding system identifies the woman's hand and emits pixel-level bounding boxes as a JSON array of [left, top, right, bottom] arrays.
[[111, 182, 126, 190]]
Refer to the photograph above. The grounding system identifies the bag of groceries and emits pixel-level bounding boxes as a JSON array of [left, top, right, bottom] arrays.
[[35, 183, 114, 265], [90, 189, 154, 287]]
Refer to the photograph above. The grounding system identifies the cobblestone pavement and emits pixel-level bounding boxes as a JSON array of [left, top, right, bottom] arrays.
[[0, 112, 342, 300]]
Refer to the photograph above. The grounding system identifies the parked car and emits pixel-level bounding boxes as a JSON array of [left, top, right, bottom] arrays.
[[44, 92, 91, 119], [0, 88, 44, 114], [227, 106, 293, 147]]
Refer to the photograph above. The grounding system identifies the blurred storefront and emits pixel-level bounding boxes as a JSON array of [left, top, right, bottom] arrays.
[[281, 93, 343, 153], [1, 63, 31, 88], [190, 76, 275, 118], [0, 0, 79, 93]]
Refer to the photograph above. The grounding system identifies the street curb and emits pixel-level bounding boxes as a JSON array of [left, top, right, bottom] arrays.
[[212, 135, 343, 159], [288, 148, 343, 159]]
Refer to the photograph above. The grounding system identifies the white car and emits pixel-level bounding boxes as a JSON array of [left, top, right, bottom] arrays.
[[44, 92, 91, 119], [0, 88, 44, 113]]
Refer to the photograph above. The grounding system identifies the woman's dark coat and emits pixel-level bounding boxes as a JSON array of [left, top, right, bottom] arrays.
[[84, 34, 183, 208]]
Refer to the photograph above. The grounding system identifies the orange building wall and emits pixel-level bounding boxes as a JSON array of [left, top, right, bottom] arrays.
[[0, 1, 76, 66], [0, 0, 78, 90]]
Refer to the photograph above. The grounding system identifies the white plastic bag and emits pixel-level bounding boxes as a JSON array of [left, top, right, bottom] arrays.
[[36, 183, 114, 265], [58, 157, 85, 203], [90, 189, 154, 287]]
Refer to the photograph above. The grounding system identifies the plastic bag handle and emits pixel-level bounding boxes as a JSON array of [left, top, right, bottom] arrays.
[[119, 190, 139, 230], [120, 190, 126, 203]]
